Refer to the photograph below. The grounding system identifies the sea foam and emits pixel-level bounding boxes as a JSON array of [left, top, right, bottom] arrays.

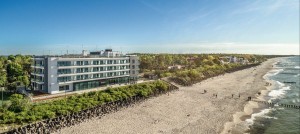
[[245, 108, 277, 125], [268, 83, 290, 99]]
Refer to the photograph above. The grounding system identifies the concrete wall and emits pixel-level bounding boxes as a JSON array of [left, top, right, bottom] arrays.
[[47, 57, 59, 94], [129, 55, 140, 78]]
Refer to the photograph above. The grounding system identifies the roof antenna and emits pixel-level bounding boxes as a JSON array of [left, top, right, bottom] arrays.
[[66, 45, 69, 55]]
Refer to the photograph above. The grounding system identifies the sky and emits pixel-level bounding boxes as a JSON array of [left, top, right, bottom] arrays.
[[0, 0, 299, 55]]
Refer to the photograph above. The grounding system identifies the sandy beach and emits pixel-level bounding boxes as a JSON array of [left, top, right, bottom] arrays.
[[55, 58, 278, 134]]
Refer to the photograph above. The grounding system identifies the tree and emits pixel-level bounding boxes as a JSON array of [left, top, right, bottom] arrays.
[[0, 70, 6, 87], [8, 94, 30, 112], [0, 57, 7, 87], [6, 62, 23, 91], [213, 58, 221, 65]]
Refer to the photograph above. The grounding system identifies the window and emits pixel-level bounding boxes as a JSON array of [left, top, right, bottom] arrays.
[[93, 73, 103, 78], [107, 60, 113, 64], [76, 68, 89, 73], [59, 86, 64, 91], [107, 72, 113, 77], [100, 60, 105, 64], [58, 61, 71, 66], [58, 76, 71, 82], [84, 61, 89, 65], [59, 85, 69, 91], [35, 60, 44, 66], [107, 66, 113, 71], [93, 74, 99, 78], [93, 67, 99, 72], [132, 60, 135, 64], [100, 67, 104, 71], [76, 61, 84, 66], [35, 68, 44, 74], [93, 61, 99, 65], [58, 69, 71, 74], [73, 80, 101, 91], [76, 75, 89, 80], [36, 76, 44, 82]]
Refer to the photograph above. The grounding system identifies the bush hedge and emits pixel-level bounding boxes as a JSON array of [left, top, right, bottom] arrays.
[[0, 81, 169, 124]]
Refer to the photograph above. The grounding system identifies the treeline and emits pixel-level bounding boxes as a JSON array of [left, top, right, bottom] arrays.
[[0, 81, 169, 125], [138, 53, 266, 73], [0, 55, 32, 91], [170, 63, 261, 86], [138, 54, 267, 85]]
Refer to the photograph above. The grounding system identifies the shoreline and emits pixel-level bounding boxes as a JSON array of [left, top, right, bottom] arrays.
[[55, 59, 280, 134], [221, 58, 281, 134]]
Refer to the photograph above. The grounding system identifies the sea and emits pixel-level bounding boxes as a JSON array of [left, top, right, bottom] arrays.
[[246, 56, 300, 134]]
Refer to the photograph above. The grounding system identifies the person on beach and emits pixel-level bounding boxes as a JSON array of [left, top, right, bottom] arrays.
[[238, 94, 240, 98], [231, 94, 234, 98], [204, 90, 207, 94]]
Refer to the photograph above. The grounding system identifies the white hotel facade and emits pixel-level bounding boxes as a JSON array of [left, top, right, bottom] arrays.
[[31, 49, 139, 94]]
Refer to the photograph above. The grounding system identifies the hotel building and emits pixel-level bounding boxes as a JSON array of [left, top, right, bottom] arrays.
[[31, 49, 139, 94]]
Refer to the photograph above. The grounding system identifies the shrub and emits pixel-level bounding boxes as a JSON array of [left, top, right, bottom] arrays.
[[0, 81, 171, 124]]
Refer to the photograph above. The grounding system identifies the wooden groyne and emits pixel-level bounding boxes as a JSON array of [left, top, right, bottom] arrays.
[[251, 100, 300, 110], [283, 81, 296, 84], [2, 82, 179, 134]]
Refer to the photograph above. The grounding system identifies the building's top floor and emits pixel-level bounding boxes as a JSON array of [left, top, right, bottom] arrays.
[[33, 49, 138, 59]]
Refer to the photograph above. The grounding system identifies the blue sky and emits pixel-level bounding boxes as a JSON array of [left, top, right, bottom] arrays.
[[0, 0, 299, 55]]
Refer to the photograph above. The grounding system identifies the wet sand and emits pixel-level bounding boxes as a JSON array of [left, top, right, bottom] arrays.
[[55, 58, 278, 134]]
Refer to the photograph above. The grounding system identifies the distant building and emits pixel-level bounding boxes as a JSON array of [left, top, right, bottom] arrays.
[[187, 57, 198, 63], [220, 56, 246, 64], [229, 56, 237, 63], [31, 49, 139, 94], [237, 57, 249, 65], [168, 65, 184, 70], [219, 56, 231, 64]]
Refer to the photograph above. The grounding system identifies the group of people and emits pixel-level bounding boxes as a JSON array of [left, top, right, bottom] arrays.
[[203, 90, 242, 99], [201, 90, 256, 102], [212, 93, 218, 98]]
